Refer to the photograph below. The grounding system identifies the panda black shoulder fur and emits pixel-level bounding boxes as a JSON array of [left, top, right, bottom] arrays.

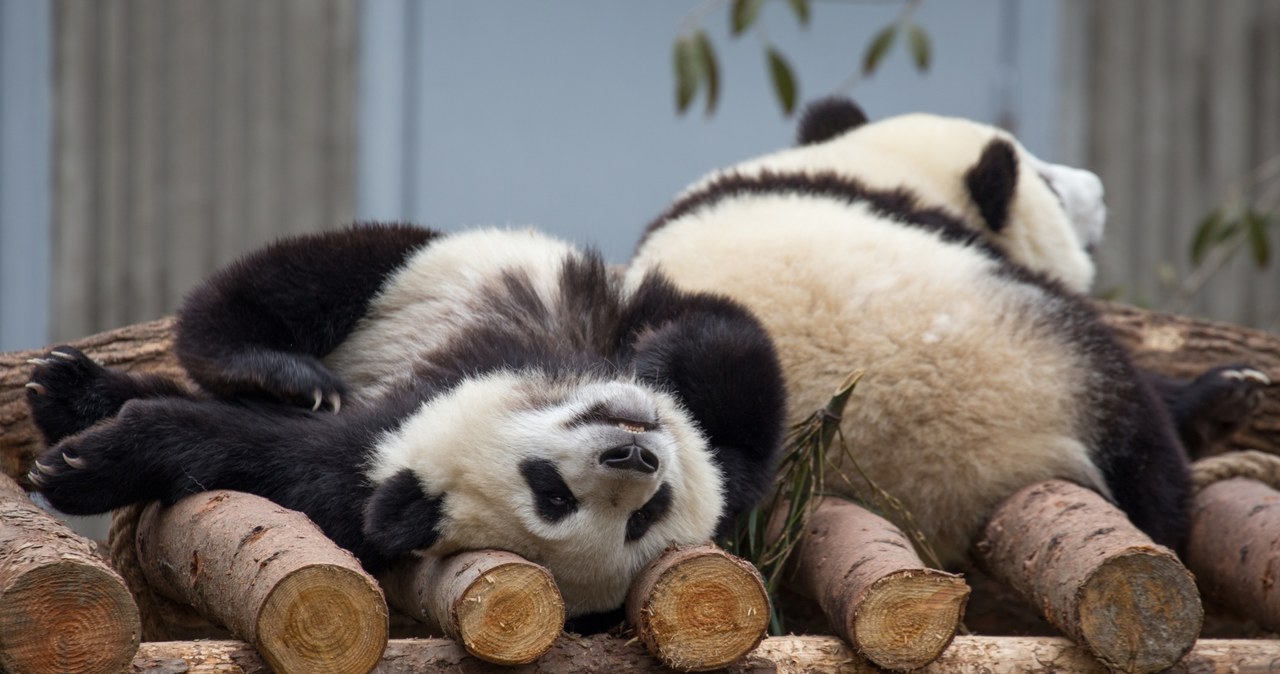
[[26, 224, 786, 627], [629, 98, 1194, 567]]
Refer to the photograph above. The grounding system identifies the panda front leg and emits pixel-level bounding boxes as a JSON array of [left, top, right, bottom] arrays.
[[1144, 365, 1272, 459], [175, 223, 440, 410], [26, 345, 191, 446]]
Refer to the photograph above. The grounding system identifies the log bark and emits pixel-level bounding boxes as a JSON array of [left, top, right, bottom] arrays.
[[0, 473, 140, 674], [786, 498, 969, 671], [1186, 477, 1280, 634], [3, 304, 1276, 481], [975, 479, 1202, 673], [625, 543, 769, 672], [1097, 300, 1279, 454], [0, 317, 187, 482], [127, 636, 1280, 674], [134, 490, 388, 674], [379, 550, 563, 665]]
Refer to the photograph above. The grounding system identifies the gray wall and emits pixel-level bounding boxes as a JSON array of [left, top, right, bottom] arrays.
[[358, 0, 1061, 263], [0, 0, 52, 352]]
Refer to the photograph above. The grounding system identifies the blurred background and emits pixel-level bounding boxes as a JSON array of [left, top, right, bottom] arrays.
[[1, 0, 1278, 359]]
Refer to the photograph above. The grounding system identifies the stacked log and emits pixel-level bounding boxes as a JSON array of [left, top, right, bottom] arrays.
[[128, 635, 1280, 673], [134, 490, 387, 674], [379, 550, 564, 665], [785, 498, 969, 671], [626, 544, 769, 671], [0, 473, 140, 674], [976, 479, 1203, 673]]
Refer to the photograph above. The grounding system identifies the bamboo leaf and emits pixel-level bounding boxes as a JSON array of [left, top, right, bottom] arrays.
[[1190, 209, 1225, 266], [767, 47, 798, 116], [862, 24, 897, 76], [1246, 210, 1273, 267], [731, 0, 766, 36], [907, 23, 931, 71], [673, 36, 702, 115], [787, 0, 811, 27], [693, 30, 719, 116]]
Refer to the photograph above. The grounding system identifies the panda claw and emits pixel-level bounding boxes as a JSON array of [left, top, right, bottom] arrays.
[[327, 393, 342, 414], [26, 358, 51, 367], [50, 350, 77, 362], [1242, 369, 1272, 386], [34, 460, 57, 476], [63, 453, 87, 470], [27, 471, 45, 488], [25, 382, 47, 395], [312, 389, 323, 412]]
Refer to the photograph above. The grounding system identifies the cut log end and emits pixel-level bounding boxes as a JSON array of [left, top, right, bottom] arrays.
[[452, 562, 563, 666], [627, 545, 769, 672], [255, 564, 388, 674], [1077, 550, 1203, 674], [0, 562, 140, 674], [853, 569, 970, 671]]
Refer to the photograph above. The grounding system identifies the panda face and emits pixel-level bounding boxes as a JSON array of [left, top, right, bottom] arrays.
[[365, 370, 724, 615]]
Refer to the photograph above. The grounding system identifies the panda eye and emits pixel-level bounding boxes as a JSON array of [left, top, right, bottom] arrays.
[[520, 459, 579, 523], [547, 494, 570, 507], [626, 483, 673, 543]]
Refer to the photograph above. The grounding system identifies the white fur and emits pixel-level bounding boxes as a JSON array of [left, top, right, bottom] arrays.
[[326, 227, 579, 401], [367, 370, 723, 614], [629, 112, 1112, 567]]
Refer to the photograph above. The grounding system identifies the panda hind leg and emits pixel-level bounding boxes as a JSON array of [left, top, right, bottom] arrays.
[[1147, 364, 1271, 459], [25, 345, 191, 446]]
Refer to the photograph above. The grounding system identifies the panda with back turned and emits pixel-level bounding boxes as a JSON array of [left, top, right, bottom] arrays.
[[25, 224, 787, 629], [629, 98, 1266, 567]]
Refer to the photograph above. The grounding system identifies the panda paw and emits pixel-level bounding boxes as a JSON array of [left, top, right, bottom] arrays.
[[201, 351, 345, 413], [1176, 364, 1272, 457], [26, 415, 146, 515], [26, 346, 136, 446]]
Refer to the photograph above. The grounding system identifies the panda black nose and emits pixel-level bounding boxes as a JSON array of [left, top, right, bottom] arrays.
[[599, 444, 659, 474]]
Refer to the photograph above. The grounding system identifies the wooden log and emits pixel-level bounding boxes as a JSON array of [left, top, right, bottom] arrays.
[[975, 479, 1202, 673], [0, 317, 186, 481], [128, 636, 1280, 673], [379, 550, 564, 665], [1097, 300, 1279, 454], [0, 473, 140, 674], [1186, 477, 1280, 633], [134, 490, 387, 674], [625, 543, 769, 672], [787, 498, 969, 671], [4, 303, 1276, 481]]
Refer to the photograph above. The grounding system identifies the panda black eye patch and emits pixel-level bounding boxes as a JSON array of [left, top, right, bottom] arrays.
[[626, 482, 673, 543], [519, 458, 579, 523]]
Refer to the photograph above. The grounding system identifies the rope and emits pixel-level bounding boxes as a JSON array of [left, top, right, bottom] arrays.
[[1191, 450, 1280, 494]]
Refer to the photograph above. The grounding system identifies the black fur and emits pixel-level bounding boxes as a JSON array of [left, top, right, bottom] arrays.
[[626, 483, 673, 542], [1146, 365, 1270, 459], [963, 138, 1019, 233], [28, 224, 787, 589], [796, 97, 869, 146], [520, 459, 580, 523]]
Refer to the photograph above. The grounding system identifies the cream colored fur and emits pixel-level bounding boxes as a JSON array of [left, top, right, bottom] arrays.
[[629, 113, 1111, 567], [367, 371, 722, 614], [687, 114, 1099, 294]]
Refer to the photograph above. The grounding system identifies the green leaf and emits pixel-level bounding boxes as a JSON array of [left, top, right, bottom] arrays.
[[767, 47, 798, 116], [787, 0, 811, 27], [862, 24, 898, 76], [694, 30, 719, 116], [1190, 209, 1225, 266], [908, 23, 931, 72], [673, 36, 702, 115], [731, 0, 766, 36], [1245, 209, 1273, 267]]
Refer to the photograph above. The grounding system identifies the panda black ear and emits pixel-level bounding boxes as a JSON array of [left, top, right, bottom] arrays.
[[964, 138, 1020, 233], [363, 468, 445, 554], [796, 97, 869, 146]]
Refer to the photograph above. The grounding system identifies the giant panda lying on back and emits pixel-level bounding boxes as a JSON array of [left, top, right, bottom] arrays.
[[630, 98, 1267, 567], [25, 225, 786, 629]]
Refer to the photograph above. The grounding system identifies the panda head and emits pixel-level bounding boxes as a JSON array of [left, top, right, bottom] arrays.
[[361, 369, 723, 616], [780, 97, 1107, 293]]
